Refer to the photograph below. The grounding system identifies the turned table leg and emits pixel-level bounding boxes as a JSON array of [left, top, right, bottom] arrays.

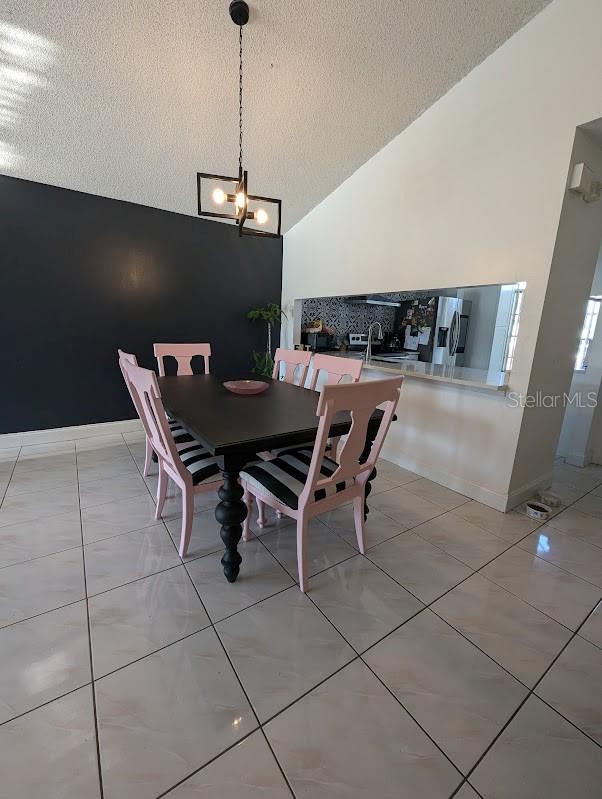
[[215, 456, 247, 582], [359, 422, 378, 522]]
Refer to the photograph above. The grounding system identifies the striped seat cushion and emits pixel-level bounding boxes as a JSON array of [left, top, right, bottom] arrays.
[[177, 442, 221, 485], [168, 418, 194, 444], [240, 448, 352, 510], [267, 440, 332, 459]]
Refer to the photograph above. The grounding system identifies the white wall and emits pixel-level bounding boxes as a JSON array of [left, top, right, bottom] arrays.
[[281, 0, 602, 510]]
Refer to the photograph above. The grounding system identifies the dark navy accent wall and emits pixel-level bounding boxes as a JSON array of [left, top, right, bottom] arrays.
[[0, 174, 283, 434]]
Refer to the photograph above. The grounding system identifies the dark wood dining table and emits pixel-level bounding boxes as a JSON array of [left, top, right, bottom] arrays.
[[159, 374, 387, 583]]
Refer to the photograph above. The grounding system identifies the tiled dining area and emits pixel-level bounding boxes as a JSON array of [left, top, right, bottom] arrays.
[[0, 432, 600, 798]]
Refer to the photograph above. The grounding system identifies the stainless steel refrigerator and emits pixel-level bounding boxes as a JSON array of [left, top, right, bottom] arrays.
[[431, 297, 472, 366]]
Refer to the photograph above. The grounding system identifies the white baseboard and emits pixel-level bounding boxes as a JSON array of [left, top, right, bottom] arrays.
[[505, 471, 554, 511], [0, 419, 144, 448], [380, 443, 510, 512], [379, 442, 555, 512]]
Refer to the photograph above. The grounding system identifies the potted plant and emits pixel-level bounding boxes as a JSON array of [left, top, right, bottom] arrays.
[[247, 303, 286, 377]]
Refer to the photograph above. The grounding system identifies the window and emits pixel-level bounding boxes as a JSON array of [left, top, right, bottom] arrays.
[[503, 282, 526, 372], [575, 297, 601, 371]]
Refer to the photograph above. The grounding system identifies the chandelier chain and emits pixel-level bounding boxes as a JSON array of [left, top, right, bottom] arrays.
[[238, 24, 243, 174]]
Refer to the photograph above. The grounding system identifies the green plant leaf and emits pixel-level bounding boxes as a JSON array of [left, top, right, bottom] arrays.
[[250, 350, 274, 378], [247, 303, 285, 325]]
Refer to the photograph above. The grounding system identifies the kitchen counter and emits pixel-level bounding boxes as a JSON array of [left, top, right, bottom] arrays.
[[313, 350, 508, 392]]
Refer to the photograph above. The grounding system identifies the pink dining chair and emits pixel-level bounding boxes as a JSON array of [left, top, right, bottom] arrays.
[[118, 350, 194, 477], [307, 353, 363, 459], [272, 347, 311, 386], [240, 376, 403, 592], [307, 353, 363, 390], [154, 343, 211, 376], [122, 359, 222, 558], [266, 353, 364, 463]]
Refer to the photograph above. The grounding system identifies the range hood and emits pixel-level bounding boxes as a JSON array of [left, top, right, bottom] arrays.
[[344, 294, 402, 307]]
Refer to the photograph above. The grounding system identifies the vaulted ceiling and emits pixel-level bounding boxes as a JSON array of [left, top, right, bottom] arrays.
[[1, 0, 550, 231]]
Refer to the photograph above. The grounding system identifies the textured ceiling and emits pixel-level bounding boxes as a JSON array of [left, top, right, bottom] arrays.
[[1, 0, 550, 231]]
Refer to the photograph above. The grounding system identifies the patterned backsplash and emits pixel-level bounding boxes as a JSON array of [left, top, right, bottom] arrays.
[[300, 293, 432, 335]]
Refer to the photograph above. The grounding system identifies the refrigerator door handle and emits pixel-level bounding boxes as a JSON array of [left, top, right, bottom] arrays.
[[454, 311, 462, 355], [454, 311, 461, 356], [449, 311, 458, 357]]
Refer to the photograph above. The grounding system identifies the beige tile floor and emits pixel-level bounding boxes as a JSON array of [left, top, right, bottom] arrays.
[[0, 435, 600, 798]]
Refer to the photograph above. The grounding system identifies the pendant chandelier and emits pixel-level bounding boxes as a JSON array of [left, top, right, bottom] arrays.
[[196, 1, 281, 238]]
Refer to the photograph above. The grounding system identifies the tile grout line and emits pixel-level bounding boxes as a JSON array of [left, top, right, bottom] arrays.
[[175, 531, 299, 798], [123, 434, 165, 506], [461, 481, 602, 627], [109, 436, 269, 799], [114, 449, 602, 757], [3, 531, 588, 792], [103, 461, 602, 655], [0, 446, 21, 509], [368, 488, 469, 534], [0, 680, 93, 729], [0, 539, 87, 572], [85, 560, 182, 600], [279, 548, 495, 791], [3, 453, 599, 632], [310, 494, 602, 752], [0, 458, 595, 618], [91, 456, 602, 650], [0, 596, 86, 632], [361, 657, 466, 789], [258, 555, 489, 796], [99, 456, 296, 799], [92, 621, 213, 682], [476, 565, 601, 625], [123, 435, 299, 799], [74, 444, 106, 799], [533, 693, 601, 750], [448, 779, 485, 799], [298, 586, 466, 788], [3, 446, 600, 795], [152, 727, 262, 799], [0, 562, 186, 632], [299, 531, 602, 782], [8, 459, 596, 571], [1, 542, 293, 636], [252, 527, 359, 585], [254, 655, 362, 729], [423, 527, 596, 684], [256, 727, 298, 799], [459, 607, 602, 789], [363, 484, 599, 640], [239, 490, 486, 783]]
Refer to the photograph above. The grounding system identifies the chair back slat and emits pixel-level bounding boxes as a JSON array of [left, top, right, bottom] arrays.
[[272, 348, 312, 386], [154, 343, 211, 376], [308, 353, 363, 390], [299, 377, 403, 504], [122, 360, 184, 479], [118, 349, 146, 424]]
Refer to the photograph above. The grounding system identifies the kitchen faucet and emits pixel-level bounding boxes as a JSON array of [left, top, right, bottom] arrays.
[[365, 322, 383, 362]]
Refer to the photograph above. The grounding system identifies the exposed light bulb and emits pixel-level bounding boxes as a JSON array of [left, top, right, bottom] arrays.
[[212, 187, 226, 205], [235, 191, 246, 210], [256, 208, 268, 225]]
